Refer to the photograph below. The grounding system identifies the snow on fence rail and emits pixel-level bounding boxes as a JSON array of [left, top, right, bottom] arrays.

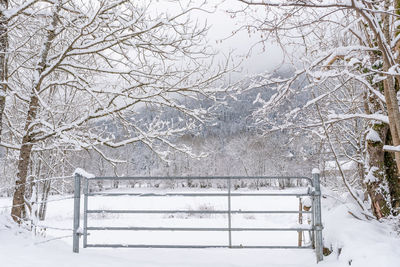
[[72, 172, 324, 262]]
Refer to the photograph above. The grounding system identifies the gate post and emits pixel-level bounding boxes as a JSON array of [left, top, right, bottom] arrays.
[[312, 168, 323, 262], [227, 177, 232, 248], [73, 173, 82, 253], [83, 177, 88, 248]]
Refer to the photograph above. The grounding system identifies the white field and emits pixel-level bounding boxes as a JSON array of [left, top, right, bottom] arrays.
[[1, 187, 400, 267]]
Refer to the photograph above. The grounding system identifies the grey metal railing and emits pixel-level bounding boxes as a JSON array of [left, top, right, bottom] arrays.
[[73, 172, 323, 262]]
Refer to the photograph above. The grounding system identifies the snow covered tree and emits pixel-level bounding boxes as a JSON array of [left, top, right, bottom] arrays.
[[235, 0, 400, 218], [0, 0, 7, 143], [0, 1, 41, 144], [4, 0, 228, 223]]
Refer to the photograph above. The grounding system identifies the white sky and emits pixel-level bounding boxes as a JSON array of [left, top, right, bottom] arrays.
[[201, 1, 284, 79], [154, 0, 285, 81]]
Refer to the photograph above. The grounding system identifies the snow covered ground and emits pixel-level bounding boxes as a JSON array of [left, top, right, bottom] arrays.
[[1, 187, 400, 267]]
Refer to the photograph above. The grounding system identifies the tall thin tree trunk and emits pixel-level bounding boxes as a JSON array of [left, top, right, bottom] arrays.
[[11, 97, 39, 222], [360, 0, 400, 175], [381, 0, 400, 175], [39, 179, 51, 221], [360, 7, 400, 218], [384, 130, 400, 213], [11, 2, 60, 223], [0, 0, 8, 142], [383, 75, 400, 174]]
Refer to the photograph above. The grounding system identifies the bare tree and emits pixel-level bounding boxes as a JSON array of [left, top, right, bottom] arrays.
[[234, 0, 400, 218], [0, 0, 8, 143], [4, 0, 229, 223], [0, 0, 42, 144]]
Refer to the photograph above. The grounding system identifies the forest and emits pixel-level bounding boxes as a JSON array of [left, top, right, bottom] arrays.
[[0, 1, 400, 267]]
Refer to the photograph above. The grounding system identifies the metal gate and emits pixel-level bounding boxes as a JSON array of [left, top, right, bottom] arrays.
[[73, 170, 323, 262]]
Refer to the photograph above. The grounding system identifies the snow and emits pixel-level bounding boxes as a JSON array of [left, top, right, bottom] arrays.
[[347, 57, 360, 66], [366, 129, 382, 143], [324, 160, 356, 171], [383, 145, 400, 152], [322, 204, 400, 267], [312, 168, 320, 174], [327, 113, 389, 124], [364, 167, 379, 183], [73, 168, 95, 179], [302, 197, 312, 208], [1, 187, 400, 267]]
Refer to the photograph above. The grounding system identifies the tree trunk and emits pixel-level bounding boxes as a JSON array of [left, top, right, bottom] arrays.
[[366, 121, 400, 218], [383, 75, 400, 175], [366, 123, 391, 218], [11, 2, 60, 223], [38, 179, 51, 221], [11, 96, 39, 223], [0, 0, 8, 142], [361, 0, 400, 175], [380, 1, 400, 175], [363, 7, 400, 218], [384, 130, 400, 213]]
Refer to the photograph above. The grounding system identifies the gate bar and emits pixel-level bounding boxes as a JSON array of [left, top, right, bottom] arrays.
[[86, 209, 313, 214], [88, 176, 313, 184], [86, 226, 312, 231], [87, 192, 312, 197], [85, 244, 313, 249]]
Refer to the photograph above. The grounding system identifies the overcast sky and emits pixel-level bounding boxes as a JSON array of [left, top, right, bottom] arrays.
[[202, 1, 284, 79], [154, 0, 285, 81]]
